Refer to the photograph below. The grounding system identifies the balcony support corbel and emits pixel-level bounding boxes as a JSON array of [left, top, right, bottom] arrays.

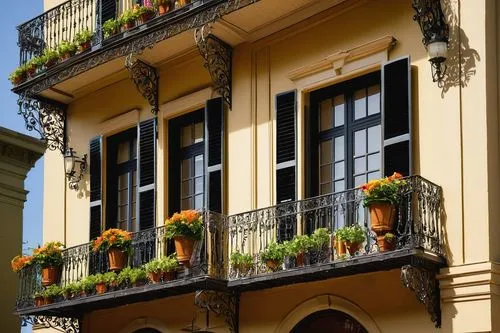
[[17, 92, 67, 154], [125, 54, 159, 114], [194, 25, 232, 108], [21, 315, 80, 333], [401, 264, 441, 328], [195, 290, 239, 333]]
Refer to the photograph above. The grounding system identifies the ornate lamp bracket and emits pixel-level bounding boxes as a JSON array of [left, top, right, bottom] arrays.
[[125, 54, 159, 114], [195, 290, 239, 333], [17, 93, 67, 154], [195, 25, 232, 108], [401, 265, 441, 328], [21, 315, 80, 333]]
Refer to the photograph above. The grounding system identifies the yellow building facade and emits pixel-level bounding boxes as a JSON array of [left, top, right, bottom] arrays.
[[11, 0, 500, 332]]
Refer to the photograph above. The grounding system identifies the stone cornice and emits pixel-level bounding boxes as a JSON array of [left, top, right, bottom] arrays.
[[0, 127, 45, 170]]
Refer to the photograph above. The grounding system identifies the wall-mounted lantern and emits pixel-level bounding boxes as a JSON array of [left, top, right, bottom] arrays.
[[64, 148, 87, 191], [412, 0, 450, 85]]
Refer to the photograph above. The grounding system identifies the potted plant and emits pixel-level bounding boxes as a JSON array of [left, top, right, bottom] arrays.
[[93, 272, 116, 294], [144, 257, 162, 283], [32, 241, 64, 287], [129, 268, 147, 287], [74, 29, 93, 52], [92, 228, 132, 271], [260, 242, 286, 272], [102, 18, 121, 38], [24, 58, 39, 78], [42, 284, 62, 305], [309, 228, 331, 263], [332, 230, 347, 257], [33, 291, 44, 307], [144, 253, 178, 283], [62, 282, 81, 300], [42, 48, 59, 68], [337, 225, 365, 256], [134, 4, 155, 24], [378, 232, 396, 252], [80, 275, 96, 296], [57, 41, 77, 61], [230, 251, 253, 276], [154, 0, 171, 15], [175, 0, 191, 9], [10, 254, 33, 273], [9, 65, 27, 85], [165, 210, 203, 267], [120, 9, 138, 31], [361, 172, 405, 248], [117, 266, 133, 287], [290, 234, 315, 267]]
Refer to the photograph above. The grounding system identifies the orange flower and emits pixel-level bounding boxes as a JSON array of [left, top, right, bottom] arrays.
[[11, 255, 32, 272]]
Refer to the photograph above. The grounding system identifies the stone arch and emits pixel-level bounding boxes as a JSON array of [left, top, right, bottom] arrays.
[[118, 317, 172, 333], [275, 295, 381, 333]]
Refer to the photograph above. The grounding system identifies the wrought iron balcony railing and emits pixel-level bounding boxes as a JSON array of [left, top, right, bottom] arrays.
[[16, 211, 227, 312], [227, 176, 445, 285]]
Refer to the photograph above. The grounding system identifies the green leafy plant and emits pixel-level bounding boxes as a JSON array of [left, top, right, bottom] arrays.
[[32, 241, 64, 268], [62, 282, 82, 297], [134, 5, 155, 16], [260, 242, 286, 263], [311, 228, 331, 249], [80, 275, 96, 294], [384, 232, 396, 243], [117, 266, 133, 285], [153, 0, 171, 6], [42, 48, 59, 65], [336, 225, 365, 244], [119, 9, 138, 25], [102, 19, 121, 38], [165, 210, 204, 240], [57, 40, 77, 57], [360, 172, 405, 206], [74, 29, 93, 45], [290, 235, 315, 256], [144, 253, 178, 273], [42, 284, 62, 299], [8, 65, 27, 84], [230, 251, 253, 267], [128, 267, 147, 284]]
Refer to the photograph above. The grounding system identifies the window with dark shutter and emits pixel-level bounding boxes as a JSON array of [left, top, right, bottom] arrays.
[[205, 97, 225, 213], [89, 136, 102, 240], [101, 0, 117, 24], [275, 91, 297, 242], [382, 56, 412, 176], [138, 118, 157, 230]]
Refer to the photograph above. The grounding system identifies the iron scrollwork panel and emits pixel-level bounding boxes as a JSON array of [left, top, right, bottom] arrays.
[[195, 290, 239, 333], [17, 93, 67, 153], [125, 55, 159, 114], [21, 315, 80, 333]]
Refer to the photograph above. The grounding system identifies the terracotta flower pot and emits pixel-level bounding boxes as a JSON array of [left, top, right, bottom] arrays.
[[174, 237, 195, 267], [148, 271, 162, 283], [42, 266, 60, 286], [265, 259, 281, 272], [140, 12, 154, 23], [108, 248, 127, 271], [95, 283, 107, 294], [45, 58, 57, 69], [43, 297, 53, 305], [133, 280, 146, 287], [122, 22, 135, 31], [178, 0, 191, 7], [163, 270, 177, 281], [333, 237, 347, 256], [369, 203, 395, 232], [345, 241, 361, 256], [239, 263, 252, 276], [158, 4, 170, 15], [377, 235, 396, 252], [296, 252, 305, 267], [63, 291, 72, 300], [34, 296, 44, 307], [26, 67, 36, 78], [78, 41, 91, 53]]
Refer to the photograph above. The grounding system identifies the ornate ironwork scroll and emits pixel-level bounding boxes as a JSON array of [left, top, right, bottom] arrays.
[[411, 0, 449, 47], [17, 93, 67, 153], [401, 265, 441, 328], [21, 315, 80, 333], [195, 26, 232, 107], [195, 290, 239, 333], [125, 54, 159, 114]]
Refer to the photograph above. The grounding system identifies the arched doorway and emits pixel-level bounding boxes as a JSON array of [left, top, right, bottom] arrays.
[[133, 329, 161, 333], [291, 309, 368, 333]]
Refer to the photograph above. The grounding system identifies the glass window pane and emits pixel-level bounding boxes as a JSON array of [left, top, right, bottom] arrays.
[[320, 140, 333, 165], [334, 95, 344, 127], [194, 122, 204, 143], [334, 180, 345, 192], [354, 89, 367, 120], [320, 165, 332, 183], [131, 218, 138, 233], [194, 194, 203, 210], [368, 153, 380, 171], [120, 205, 128, 221], [320, 99, 333, 131], [182, 158, 192, 180], [334, 136, 344, 161], [181, 180, 192, 197], [334, 162, 344, 180], [320, 182, 332, 195], [131, 138, 137, 159], [354, 157, 366, 175], [182, 198, 193, 210], [368, 171, 381, 181], [354, 175, 367, 187], [195, 177, 204, 194], [354, 130, 366, 156], [367, 84, 381, 115], [119, 221, 127, 230], [182, 125, 192, 148], [194, 155, 204, 176], [117, 141, 130, 164], [119, 189, 128, 204], [368, 125, 381, 153]]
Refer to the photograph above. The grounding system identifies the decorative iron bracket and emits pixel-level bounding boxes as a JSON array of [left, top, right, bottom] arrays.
[[17, 93, 67, 153], [125, 54, 159, 114], [195, 26, 232, 108], [401, 265, 441, 328], [21, 315, 80, 333], [411, 0, 449, 47], [195, 290, 239, 333]]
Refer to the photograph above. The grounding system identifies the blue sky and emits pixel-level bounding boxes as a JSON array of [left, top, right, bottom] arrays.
[[0, 0, 44, 256]]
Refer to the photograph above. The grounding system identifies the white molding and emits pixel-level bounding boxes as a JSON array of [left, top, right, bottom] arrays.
[[98, 109, 140, 136], [159, 87, 214, 120]]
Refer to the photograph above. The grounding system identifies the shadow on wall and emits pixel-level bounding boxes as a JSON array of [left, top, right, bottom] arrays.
[[440, 0, 480, 97]]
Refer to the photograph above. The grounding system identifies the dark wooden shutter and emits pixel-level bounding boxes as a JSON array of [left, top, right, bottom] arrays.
[[101, 0, 117, 23], [138, 118, 157, 230], [89, 136, 102, 240], [382, 56, 412, 177], [205, 97, 225, 213], [276, 91, 297, 242]]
